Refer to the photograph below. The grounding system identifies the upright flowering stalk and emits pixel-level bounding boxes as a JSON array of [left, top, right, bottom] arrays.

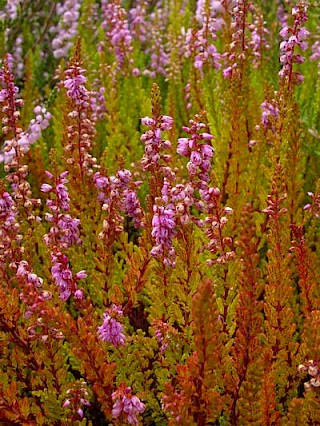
[[248, 8, 269, 69], [97, 304, 125, 346], [140, 85, 178, 266], [16, 260, 59, 343], [183, 1, 223, 112], [62, 381, 91, 420], [195, 0, 226, 27], [0, 188, 49, 329], [177, 115, 214, 185], [177, 115, 234, 263], [0, 59, 41, 221], [140, 115, 173, 173], [200, 185, 235, 264], [128, 0, 148, 43], [0, 188, 21, 271], [150, 180, 177, 267], [100, 0, 134, 73], [12, 35, 24, 79], [42, 171, 81, 248], [222, 0, 254, 79], [17, 260, 44, 314], [90, 82, 107, 123], [278, 1, 309, 89], [185, 6, 222, 74], [94, 168, 144, 246], [260, 100, 280, 134], [111, 383, 145, 425], [63, 40, 96, 179], [139, 84, 174, 220], [0, 58, 24, 159], [51, 0, 82, 59], [41, 169, 86, 301], [148, 6, 169, 78], [174, 115, 215, 228], [149, 115, 217, 267], [153, 318, 177, 353]]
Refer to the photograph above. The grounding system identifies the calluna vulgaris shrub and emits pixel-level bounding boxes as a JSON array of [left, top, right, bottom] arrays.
[[0, 0, 320, 424]]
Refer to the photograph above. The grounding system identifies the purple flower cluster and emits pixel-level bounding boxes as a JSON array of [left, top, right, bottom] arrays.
[[90, 84, 107, 122], [64, 65, 89, 106], [150, 193, 176, 267], [310, 39, 320, 68], [0, 105, 51, 164], [41, 170, 85, 301], [260, 100, 279, 132], [195, 0, 226, 26], [17, 260, 43, 289], [112, 384, 145, 425], [278, 1, 309, 86], [0, 190, 16, 225], [223, 0, 254, 79], [185, 13, 221, 72], [12, 35, 24, 79], [142, 4, 170, 78], [101, 1, 133, 72], [63, 61, 97, 176], [0, 0, 22, 20], [128, 0, 148, 43], [94, 169, 144, 230], [42, 171, 82, 248], [249, 10, 270, 69], [97, 305, 125, 346], [51, 251, 85, 301], [140, 115, 173, 171], [20, 287, 52, 321], [171, 182, 196, 226], [177, 117, 214, 183], [51, 0, 82, 59], [63, 381, 91, 419], [200, 184, 235, 264], [153, 319, 174, 353], [277, 2, 289, 30], [149, 31, 169, 78], [0, 191, 22, 266], [0, 62, 41, 220], [17, 260, 53, 320], [0, 58, 23, 143], [145, 116, 218, 267]]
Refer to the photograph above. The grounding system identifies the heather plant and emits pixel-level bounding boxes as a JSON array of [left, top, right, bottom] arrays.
[[0, 0, 320, 424]]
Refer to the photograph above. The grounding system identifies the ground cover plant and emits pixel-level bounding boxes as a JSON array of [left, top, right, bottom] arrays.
[[0, 0, 320, 424]]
